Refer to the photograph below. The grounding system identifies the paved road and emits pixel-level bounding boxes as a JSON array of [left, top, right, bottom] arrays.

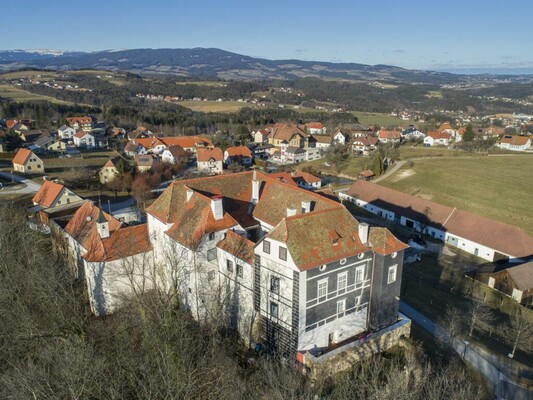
[[0, 171, 42, 195]]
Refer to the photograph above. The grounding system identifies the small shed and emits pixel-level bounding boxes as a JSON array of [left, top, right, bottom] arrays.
[[358, 170, 375, 181]]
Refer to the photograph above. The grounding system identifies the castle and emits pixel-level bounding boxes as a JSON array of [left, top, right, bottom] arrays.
[[50, 170, 409, 362]]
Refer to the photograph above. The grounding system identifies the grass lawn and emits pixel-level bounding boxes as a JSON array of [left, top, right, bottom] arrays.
[[0, 84, 73, 104], [378, 155, 533, 236], [352, 111, 415, 127], [298, 155, 371, 177], [179, 100, 257, 112]]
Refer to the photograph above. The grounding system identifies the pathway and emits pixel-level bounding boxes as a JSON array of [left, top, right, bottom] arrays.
[[400, 301, 533, 399], [0, 171, 41, 195]]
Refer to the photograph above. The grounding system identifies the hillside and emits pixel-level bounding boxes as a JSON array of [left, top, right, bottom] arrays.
[[0, 48, 476, 84]]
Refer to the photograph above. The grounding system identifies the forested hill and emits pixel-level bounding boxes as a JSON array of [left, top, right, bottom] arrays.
[[0, 48, 470, 84]]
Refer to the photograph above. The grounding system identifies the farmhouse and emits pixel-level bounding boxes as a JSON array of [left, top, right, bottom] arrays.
[[352, 135, 379, 155], [53, 171, 410, 364], [12, 148, 44, 174], [28, 180, 84, 226], [307, 122, 326, 135], [341, 180, 533, 262], [496, 135, 531, 151], [377, 130, 401, 144]]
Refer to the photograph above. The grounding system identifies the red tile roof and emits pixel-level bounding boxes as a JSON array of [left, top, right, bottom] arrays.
[[270, 123, 309, 142], [83, 223, 153, 262], [293, 171, 321, 184], [197, 147, 223, 162], [225, 146, 252, 158], [267, 207, 369, 271], [307, 122, 324, 129], [345, 180, 533, 258], [368, 227, 408, 255], [12, 148, 32, 165], [66, 116, 92, 125], [74, 130, 87, 138], [378, 130, 401, 140], [217, 230, 255, 265], [64, 202, 122, 249], [32, 180, 65, 208], [498, 135, 530, 146], [166, 144, 189, 160], [426, 131, 451, 140], [6, 119, 18, 129]]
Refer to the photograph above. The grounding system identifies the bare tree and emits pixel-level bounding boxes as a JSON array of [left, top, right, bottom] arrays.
[[502, 309, 533, 358], [465, 299, 496, 337]]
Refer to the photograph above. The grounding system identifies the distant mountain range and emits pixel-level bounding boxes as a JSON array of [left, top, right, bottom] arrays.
[[0, 48, 530, 84]]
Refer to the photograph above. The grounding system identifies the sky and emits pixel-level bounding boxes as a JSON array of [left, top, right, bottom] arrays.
[[2, 0, 533, 72]]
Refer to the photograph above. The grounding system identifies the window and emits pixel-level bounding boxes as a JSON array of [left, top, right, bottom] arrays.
[[270, 302, 279, 319], [338, 272, 348, 291], [355, 266, 365, 284], [207, 248, 217, 261], [263, 240, 271, 254], [208, 271, 216, 281], [279, 246, 287, 261], [317, 279, 328, 298], [226, 259, 233, 272], [236, 264, 243, 278], [208, 232, 215, 241], [388, 265, 397, 284], [270, 276, 280, 294], [337, 299, 346, 314]]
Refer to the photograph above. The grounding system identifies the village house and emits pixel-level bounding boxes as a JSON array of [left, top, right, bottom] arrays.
[[99, 157, 127, 184], [341, 180, 533, 262], [66, 116, 93, 132], [29, 135, 67, 153], [377, 130, 401, 144], [197, 147, 224, 174], [423, 131, 452, 147], [400, 127, 425, 140], [352, 135, 379, 155], [134, 154, 159, 172], [124, 136, 213, 157], [253, 128, 270, 144], [58, 125, 77, 140], [73, 130, 96, 149], [224, 146, 253, 166], [495, 135, 531, 151], [270, 171, 322, 190], [333, 131, 348, 145], [12, 148, 44, 174], [314, 135, 332, 149], [306, 122, 327, 135], [161, 144, 190, 165]]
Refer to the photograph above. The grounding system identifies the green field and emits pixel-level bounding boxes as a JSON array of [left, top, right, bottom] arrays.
[[0, 84, 73, 104], [352, 111, 415, 127], [378, 155, 533, 236], [179, 100, 257, 112]]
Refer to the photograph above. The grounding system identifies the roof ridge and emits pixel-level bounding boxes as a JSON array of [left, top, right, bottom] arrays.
[[285, 205, 345, 222]]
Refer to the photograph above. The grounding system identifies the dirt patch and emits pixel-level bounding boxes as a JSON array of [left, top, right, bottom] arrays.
[[391, 168, 415, 183]]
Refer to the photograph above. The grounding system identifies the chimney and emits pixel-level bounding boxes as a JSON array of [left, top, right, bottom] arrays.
[[287, 207, 297, 217], [211, 195, 224, 220], [186, 189, 194, 202], [358, 223, 369, 244], [301, 200, 311, 214], [252, 179, 260, 204]]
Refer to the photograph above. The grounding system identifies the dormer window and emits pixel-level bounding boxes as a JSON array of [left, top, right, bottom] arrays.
[[328, 230, 340, 246]]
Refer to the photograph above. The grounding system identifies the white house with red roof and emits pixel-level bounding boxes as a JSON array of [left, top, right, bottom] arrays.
[[197, 147, 224, 174], [73, 130, 95, 149], [224, 146, 253, 166], [496, 135, 531, 151], [12, 148, 44, 174], [307, 122, 326, 135], [423, 131, 452, 146], [377, 130, 401, 144]]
